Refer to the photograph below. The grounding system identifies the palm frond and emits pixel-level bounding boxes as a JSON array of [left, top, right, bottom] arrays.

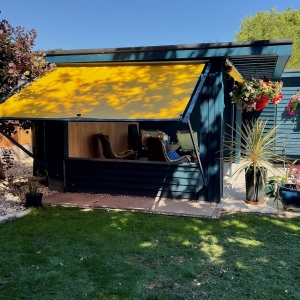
[[223, 119, 287, 186]]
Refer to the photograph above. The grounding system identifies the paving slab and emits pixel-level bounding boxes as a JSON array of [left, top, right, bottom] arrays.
[[217, 201, 248, 212], [92, 195, 155, 211], [151, 199, 217, 217], [223, 186, 246, 200], [265, 199, 285, 211], [43, 193, 101, 206], [280, 210, 300, 217], [246, 204, 278, 214]]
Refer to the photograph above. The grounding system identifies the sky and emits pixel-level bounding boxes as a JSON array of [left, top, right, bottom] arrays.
[[1, 0, 300, 51]]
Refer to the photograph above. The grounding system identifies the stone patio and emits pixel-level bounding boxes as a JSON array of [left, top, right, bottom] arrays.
[[221, 163, 300, 218]]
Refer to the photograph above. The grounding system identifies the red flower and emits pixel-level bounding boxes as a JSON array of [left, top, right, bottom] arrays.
[[254, 96, 269, 111], [272, 92, 283, 104]]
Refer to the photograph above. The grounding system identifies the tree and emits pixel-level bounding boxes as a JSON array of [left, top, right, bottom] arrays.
[[234, 7, 300, 69], [0, 13, 55, 135], [0, 13, 56, 178]]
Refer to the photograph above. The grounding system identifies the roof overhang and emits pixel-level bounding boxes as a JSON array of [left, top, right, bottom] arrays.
[[281, 69, 300, 87], [46, 39, 293, 81]]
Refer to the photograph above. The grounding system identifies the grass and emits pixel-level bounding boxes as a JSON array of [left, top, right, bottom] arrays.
[[1, 206, 300, 300]]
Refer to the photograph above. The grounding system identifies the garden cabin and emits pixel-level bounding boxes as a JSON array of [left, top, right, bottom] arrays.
[[0, 40, 293, 201]]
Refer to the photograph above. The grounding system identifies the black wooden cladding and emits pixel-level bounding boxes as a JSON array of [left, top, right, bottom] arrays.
[[64, 158, 202, 200]]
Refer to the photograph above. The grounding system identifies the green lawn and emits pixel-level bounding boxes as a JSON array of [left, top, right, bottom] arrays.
[[1, 206, 300, 300]]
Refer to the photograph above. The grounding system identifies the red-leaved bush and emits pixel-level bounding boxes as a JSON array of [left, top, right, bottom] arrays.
[[288, 164, 300, 189], [0, 14, 55, 135]]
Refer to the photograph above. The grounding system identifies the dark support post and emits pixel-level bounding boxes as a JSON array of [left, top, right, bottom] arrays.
[[210, 62, 224, 202], [199, 58, 224, 202]]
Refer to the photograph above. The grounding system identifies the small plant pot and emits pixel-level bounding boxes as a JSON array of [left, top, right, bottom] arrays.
[[264, 180, 279, 198], [279, 184, 300, 211], [25, 193, 43, 208]]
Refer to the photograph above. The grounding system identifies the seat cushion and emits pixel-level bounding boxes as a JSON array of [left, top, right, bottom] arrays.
[[167, 151, 181, 160], [140, 129, 160, 138], [176, 130, 198, 152]]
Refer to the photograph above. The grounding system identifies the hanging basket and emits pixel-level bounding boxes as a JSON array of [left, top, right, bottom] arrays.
[[286, 90, 300, 115], [230, 77, 283, 112]]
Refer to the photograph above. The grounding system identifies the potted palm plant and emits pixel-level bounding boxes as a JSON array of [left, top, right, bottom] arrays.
[[23, 176, 45, 207], [224, 119, 286, 205]]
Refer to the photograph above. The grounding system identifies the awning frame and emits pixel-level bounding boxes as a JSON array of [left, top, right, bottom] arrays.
[[181, 63, 211, 123]]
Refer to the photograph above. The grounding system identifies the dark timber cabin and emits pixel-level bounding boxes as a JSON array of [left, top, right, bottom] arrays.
[[0, 40, 292, 202]]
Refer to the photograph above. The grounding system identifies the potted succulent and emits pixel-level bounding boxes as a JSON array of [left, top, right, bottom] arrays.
[[23, 176, 45, 207], [278, 164, 300, 211], [230, 76, 283, 112], [224, 119, 285, 205]]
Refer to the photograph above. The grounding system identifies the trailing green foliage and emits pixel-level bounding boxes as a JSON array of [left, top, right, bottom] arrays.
[[0, 206, 300, 299], [234, 7, 300, 69]]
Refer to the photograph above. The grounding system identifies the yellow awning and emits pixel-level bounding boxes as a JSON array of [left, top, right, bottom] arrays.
[[230, 66, 244, 83], [0, 63, 205, 121]]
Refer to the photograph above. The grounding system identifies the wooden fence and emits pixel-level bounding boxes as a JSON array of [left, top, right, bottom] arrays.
[[0, 129, 32, 148], [0, 127, 32, 159]]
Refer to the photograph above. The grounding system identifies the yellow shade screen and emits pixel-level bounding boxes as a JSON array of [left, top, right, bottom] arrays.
[[0, 63, 205, 120], [229, 66, 244, 83]]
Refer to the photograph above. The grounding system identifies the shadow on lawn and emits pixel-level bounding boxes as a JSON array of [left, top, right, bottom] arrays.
[[1, 206, 300, 299]]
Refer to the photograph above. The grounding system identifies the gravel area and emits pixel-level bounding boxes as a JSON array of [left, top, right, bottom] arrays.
[[0, 157, 57, 216]]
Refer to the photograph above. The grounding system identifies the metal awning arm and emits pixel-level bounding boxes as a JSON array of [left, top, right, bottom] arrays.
[[0, 129, 59, 177], [187, 119, 206, 186], [181, 63, 211, 123]]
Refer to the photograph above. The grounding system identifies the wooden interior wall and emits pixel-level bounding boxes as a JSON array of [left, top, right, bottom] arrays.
[[68, 122, 139, 158], [0, 128, 32, 148]]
